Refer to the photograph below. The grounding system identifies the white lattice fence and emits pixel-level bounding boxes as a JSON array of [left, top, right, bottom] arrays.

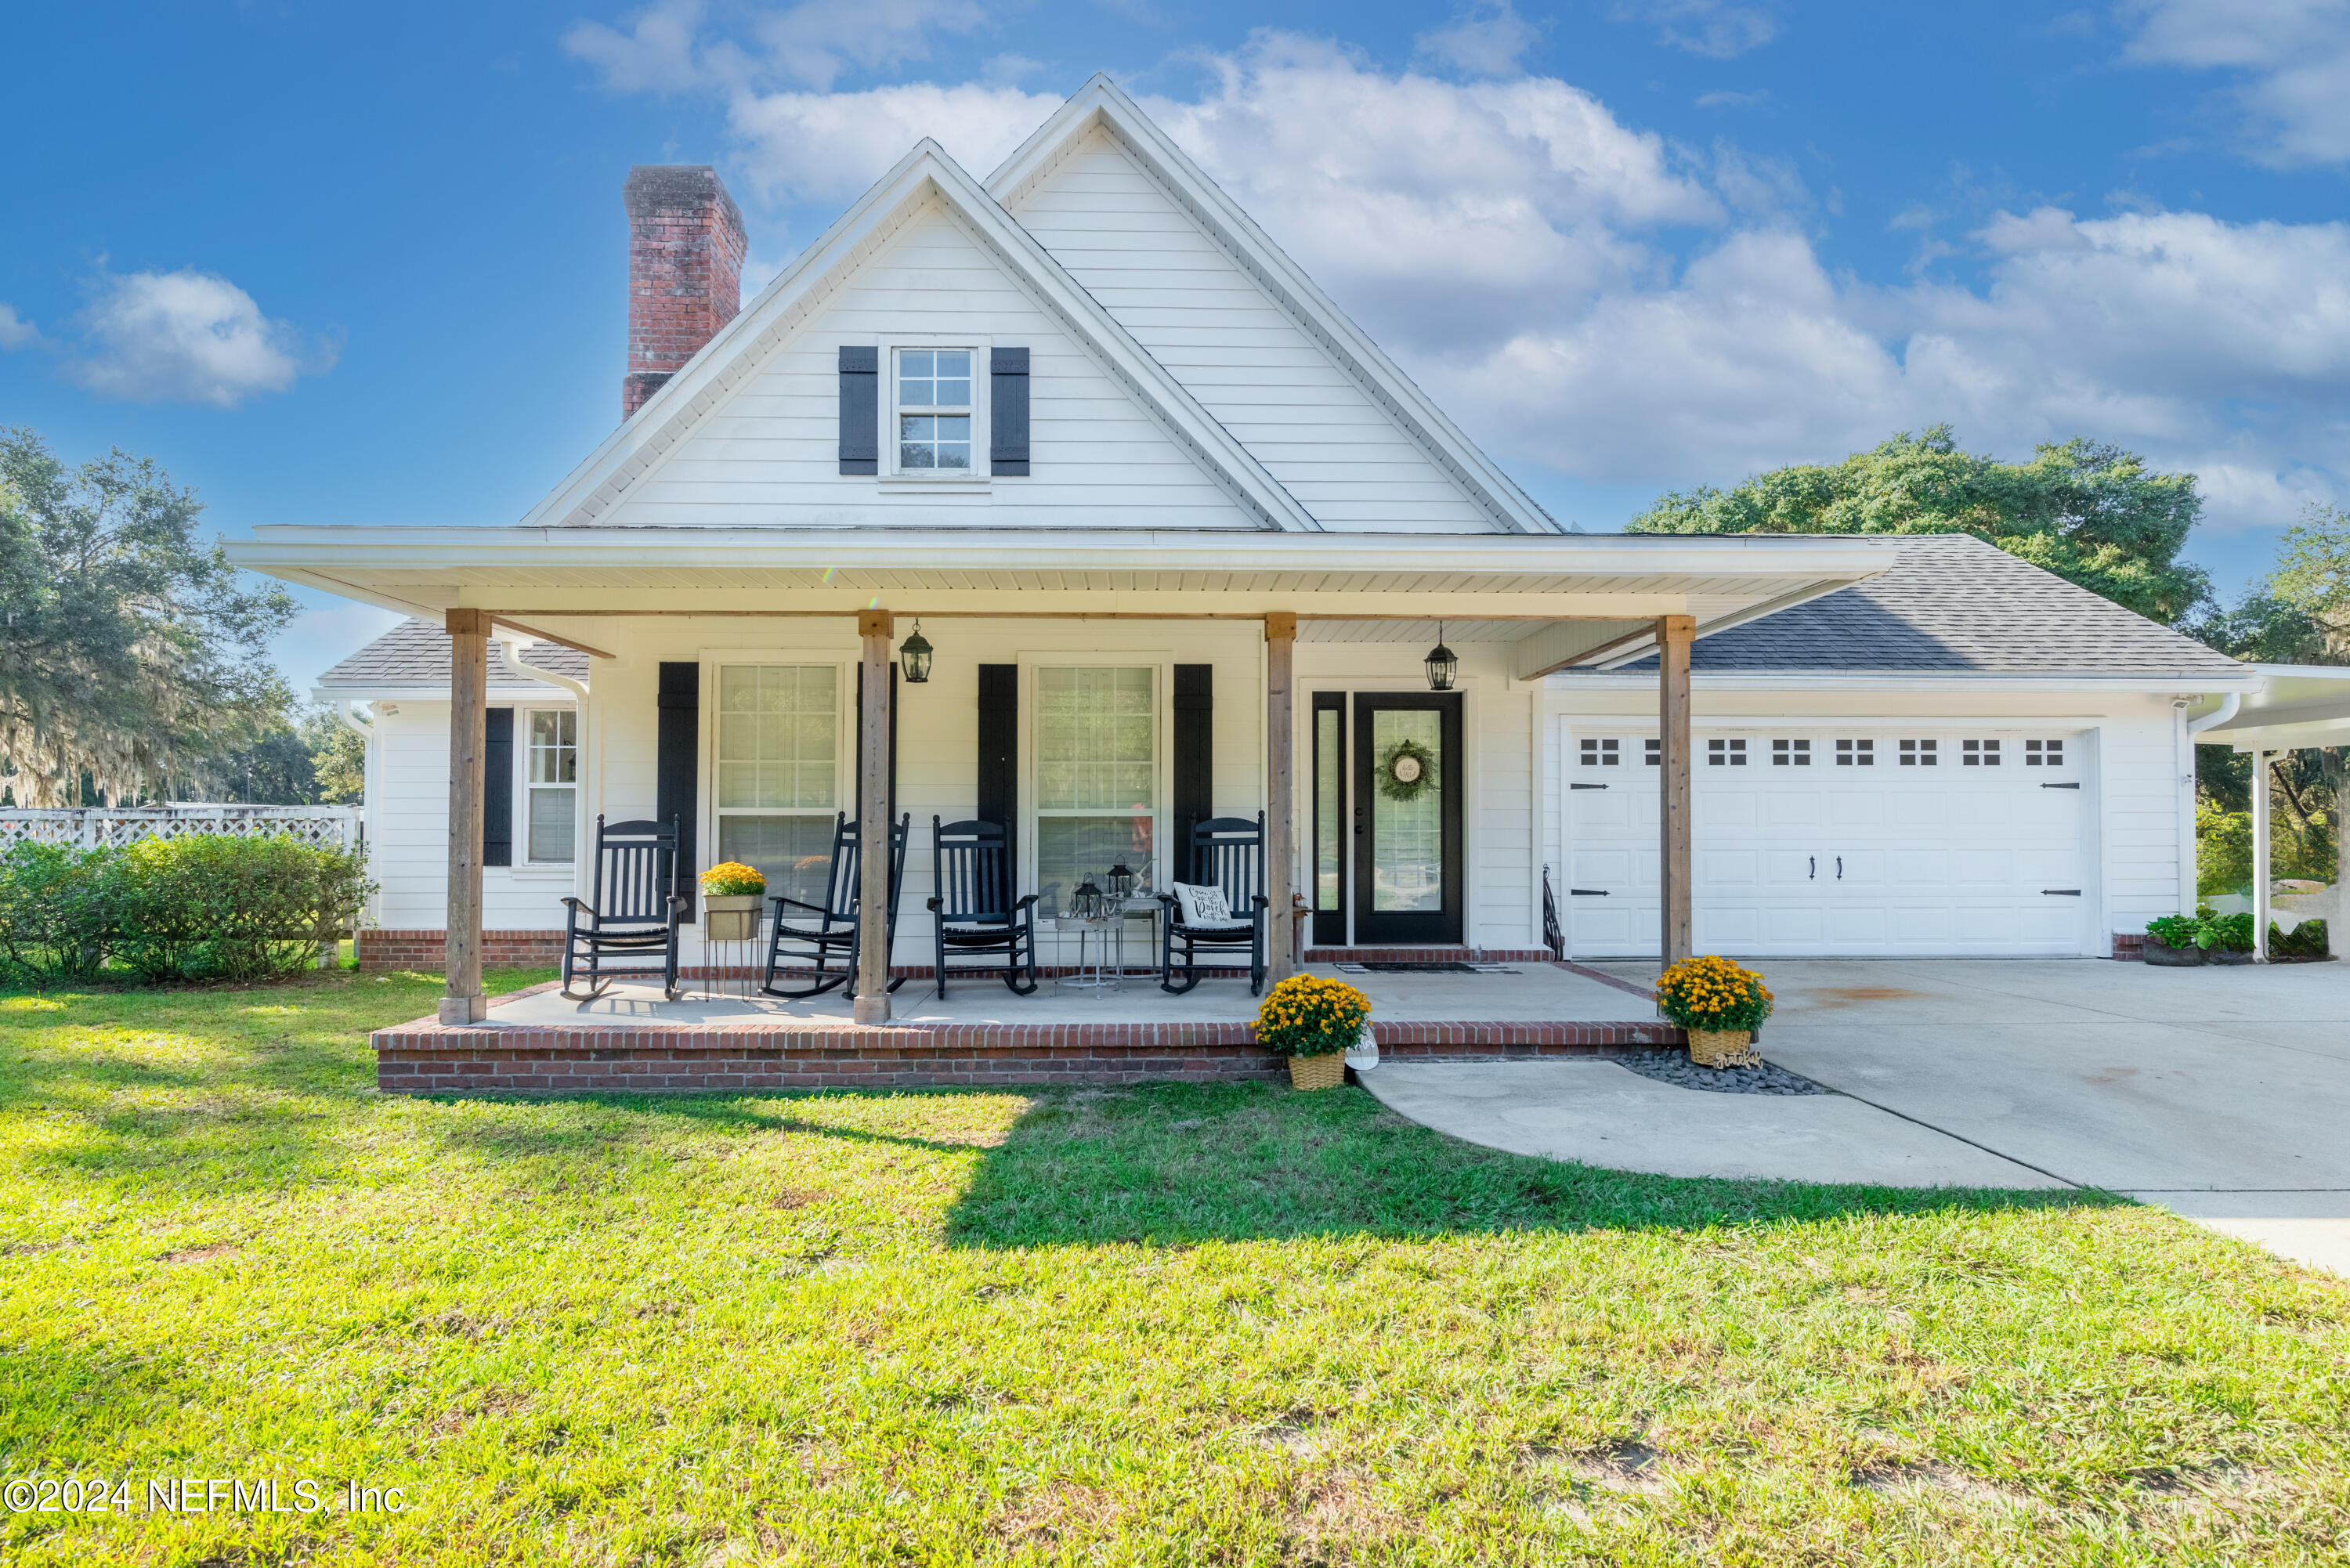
[[0, 807, 363, 853]]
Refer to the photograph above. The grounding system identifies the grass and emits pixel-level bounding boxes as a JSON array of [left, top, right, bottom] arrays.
[[1, 973, 2347, 1565]]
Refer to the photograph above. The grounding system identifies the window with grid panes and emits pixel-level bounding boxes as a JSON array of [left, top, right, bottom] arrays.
[[713, 665, 841, 911], [1035, 667, 1155, 916], [1708, 737, 1747, 766], [1900, 739, 1938, 766], [1962, 739, 2001, 766], [2025, 739, 2065, 766], [1772, 738, 1811, 766], [1836, 739, 1874, 766], [1580, 737, 1619, 766], [525, 710, 577, 863]]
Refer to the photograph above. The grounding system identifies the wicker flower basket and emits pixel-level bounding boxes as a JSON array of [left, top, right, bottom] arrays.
[[1287, 1051, 1348, 1091], [703, 893, 762, 942], [1687, 1028, 1760, 1068]]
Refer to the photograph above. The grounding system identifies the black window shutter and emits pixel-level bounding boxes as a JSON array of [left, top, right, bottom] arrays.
[[1171, 665, 1213, 883], [483, 707, 514, 868], [853, 662, 901, 822], [838, 345, 878, 475], [990, 347, 1029, 476], [656, 662, 700, 916], [977, 664, 1018, 905]]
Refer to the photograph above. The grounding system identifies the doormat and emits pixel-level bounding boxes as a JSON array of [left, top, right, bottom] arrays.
[[1335, 961, 1519, 974]]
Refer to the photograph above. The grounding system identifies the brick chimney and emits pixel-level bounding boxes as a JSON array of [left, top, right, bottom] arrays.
[[622, 165, 747, 419]]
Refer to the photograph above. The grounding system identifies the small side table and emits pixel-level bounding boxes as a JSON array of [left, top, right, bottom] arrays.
[[703, 926, 762, 999], [1052, 913, 1123, 990]]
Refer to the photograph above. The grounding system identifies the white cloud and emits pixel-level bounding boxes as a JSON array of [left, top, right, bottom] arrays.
[[565, 0, 987, 95], [2121, 0, 2350, 165], [62, 269, 333, 409], [1609, 0, 1782, 60], [0, 305, 41, 350], [1414, 2, 1542, 77], [726, 80, 1063, 201]]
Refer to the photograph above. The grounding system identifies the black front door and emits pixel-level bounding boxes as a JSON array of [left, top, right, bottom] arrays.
[[1352, 692, 1463, 945]]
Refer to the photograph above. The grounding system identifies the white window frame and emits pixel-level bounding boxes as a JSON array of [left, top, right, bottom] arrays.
[[881, 336, 989, 486], [1021, 655, 1173, 910], [700, 653, 855, 894], [519, 706, 580, 866]]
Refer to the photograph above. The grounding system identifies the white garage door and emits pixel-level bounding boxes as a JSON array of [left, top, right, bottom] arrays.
[[1564, 728, 2089, 958]]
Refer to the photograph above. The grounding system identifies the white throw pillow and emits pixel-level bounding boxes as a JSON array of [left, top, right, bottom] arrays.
[[1173, 882, 1236, 926]]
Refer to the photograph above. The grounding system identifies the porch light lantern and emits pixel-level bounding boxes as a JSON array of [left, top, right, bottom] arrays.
[[1070, 876, 1108, 921], [898, 619, 934, 685], [1423, 622, 1458, 692], [1105, 863, 1135, 901]]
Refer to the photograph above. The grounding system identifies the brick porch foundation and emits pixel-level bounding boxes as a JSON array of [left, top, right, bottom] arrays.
[[372, 981, 1683, 1093], [357, 929, 565, 971]]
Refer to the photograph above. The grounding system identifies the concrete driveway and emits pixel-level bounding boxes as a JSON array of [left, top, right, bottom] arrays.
[[1364, 957, 2350, 1277]]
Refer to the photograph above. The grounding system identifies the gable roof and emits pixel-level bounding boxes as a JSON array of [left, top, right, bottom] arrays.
[[519, 138, 1320, 533], [988, 75, 1564, 536], [1584, 534, 2250, 679], [316, 619, 590, 692]]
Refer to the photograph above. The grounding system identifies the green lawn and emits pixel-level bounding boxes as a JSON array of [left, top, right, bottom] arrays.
[[2, 974, 2346, 1565]]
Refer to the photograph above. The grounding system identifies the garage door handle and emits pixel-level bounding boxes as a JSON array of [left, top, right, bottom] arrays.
[[1570, 888, 1608, 897], [2043, 888, 2082, 896], [1808, 855, 1816, 880], [2041, 782, 2080, 789], [1836, 856, 1842, 880]]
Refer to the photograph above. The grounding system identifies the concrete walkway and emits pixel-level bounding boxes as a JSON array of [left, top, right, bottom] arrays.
[[1366, 958, 2350, 1277]]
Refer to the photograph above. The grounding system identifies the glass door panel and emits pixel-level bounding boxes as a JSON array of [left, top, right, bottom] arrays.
[[1311, 695, 1345, 946], [1353, 692, 1462, 945]]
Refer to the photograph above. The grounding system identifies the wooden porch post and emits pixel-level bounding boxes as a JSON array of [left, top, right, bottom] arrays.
[[855, 609, 895, 1021], [1657, 615, 1694, 968], [1265, 612, 1297, 985], [441, 608, 490, 1024]]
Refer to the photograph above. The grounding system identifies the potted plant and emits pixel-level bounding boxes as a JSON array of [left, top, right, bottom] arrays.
[[1654, 955, 1773, 1068], [2143, 913, 2206, 966], [700, 862, 767, 942], [1256, 974, 1371, 1091], [2272, 917, 2332, 963], [2201, 910, 2258, 964]]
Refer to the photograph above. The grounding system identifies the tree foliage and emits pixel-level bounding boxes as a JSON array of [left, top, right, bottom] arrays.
[[1625, 425, 2209, 623], [2267, 503, 2350, 658], [0, 428, 295, 806]]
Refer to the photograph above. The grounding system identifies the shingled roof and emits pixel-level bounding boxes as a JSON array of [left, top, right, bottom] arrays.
[[317, 619, 591, 690], [1594, 533, 2247, 677]]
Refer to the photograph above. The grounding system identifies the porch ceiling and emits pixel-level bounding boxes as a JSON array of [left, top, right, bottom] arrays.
[[228, 526, 1894, 674]]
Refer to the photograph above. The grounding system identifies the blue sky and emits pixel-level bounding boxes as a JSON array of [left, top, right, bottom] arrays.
[[5, 1, 2348, 690]]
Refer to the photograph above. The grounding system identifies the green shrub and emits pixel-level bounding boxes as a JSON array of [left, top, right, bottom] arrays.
[[0, 833, 372, 988], [2200, 911, 2257, 953], [0, 843, 118, 988], [2145, 913, 2201, 949], [2273, 918, 2330, 959]]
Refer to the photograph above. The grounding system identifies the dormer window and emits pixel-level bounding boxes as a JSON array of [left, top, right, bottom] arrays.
[[896, 349, 973, 472]]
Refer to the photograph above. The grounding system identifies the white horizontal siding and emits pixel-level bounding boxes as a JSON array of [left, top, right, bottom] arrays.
[[1010, 131, 1493, 534], [367, 703, 582, 934], [600, 199, 1254, 532]]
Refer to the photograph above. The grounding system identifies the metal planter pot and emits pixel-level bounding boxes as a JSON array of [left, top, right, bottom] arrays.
[[703, 893, 763, 942]]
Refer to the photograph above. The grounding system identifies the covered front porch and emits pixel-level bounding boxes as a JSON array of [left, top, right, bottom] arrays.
[[233, 524, 1892, 1076]]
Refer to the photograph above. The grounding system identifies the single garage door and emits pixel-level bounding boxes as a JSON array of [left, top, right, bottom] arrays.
[[1564, 728, 2089, 958]]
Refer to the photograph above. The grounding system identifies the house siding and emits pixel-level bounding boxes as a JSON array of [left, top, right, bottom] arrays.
[[596, 198, 1256, 532], [1008, 128, 1495, 533]]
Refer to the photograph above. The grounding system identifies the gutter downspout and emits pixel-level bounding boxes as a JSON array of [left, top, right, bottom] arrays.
[[493, 634, 593, 877], [2180, 693, 2243, 919]]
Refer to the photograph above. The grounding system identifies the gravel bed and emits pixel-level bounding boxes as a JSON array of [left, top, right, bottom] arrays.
[[1614, 1050, 1833, 1096]]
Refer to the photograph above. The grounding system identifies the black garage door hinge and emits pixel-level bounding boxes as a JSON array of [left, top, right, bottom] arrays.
[[1570, 782, 1608, 790], [1570, 888, 1609, 896], [2043, 888, 2082, 895], [2041, 782, 2081, 789]]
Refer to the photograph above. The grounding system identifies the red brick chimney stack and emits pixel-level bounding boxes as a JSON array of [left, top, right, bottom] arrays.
[[622, 164, 747, 419]]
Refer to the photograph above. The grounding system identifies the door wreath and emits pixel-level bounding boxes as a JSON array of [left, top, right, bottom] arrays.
[[1376, 738, 1440, 803]]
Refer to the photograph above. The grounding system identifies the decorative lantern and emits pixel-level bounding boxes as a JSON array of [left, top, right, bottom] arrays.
[[1423, 622, 1458, 692], [1105, 863, 1135, 902], [1071, 876, 1107, 921], [898, 619, 934, 685]]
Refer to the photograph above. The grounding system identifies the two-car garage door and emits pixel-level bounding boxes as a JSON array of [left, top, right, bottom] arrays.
[[1564, 728, 2090, 958]]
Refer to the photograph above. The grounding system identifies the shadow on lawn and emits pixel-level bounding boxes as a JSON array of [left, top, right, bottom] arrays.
[[937, 1079, 2113, 1249]]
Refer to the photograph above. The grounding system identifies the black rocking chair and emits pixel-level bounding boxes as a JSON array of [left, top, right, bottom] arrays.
[[759, 813, 911, 999], [1159, 812, 1271, 996], [560, 815, 688, 1001], [926, 818, 1039, 999]]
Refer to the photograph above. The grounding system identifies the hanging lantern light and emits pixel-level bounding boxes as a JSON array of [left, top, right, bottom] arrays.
[[898, 619, 934, 685], [1423, 621, 1458, 692]]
